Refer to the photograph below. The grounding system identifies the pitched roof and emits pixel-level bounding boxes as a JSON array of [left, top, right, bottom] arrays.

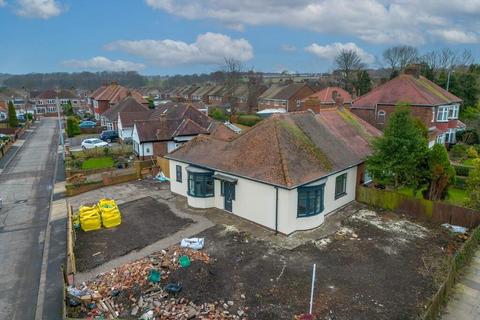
[[192, 86, 215, 97], [208, 122, 239, 141], [102, 96, 149, 121], [152, 103, 212, 129], [91, 83, 147, 104], [118, 111, 154, 128], [168, 109, 381, 188], [208, 85, 225, 96], [352, 74, 462, 109], [303, 87, 352, 104], [37, 89, 77, 99], [259, 83, 311, 100]]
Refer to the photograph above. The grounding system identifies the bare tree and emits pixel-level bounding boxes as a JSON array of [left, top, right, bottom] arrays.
[[382, 45, 419, 76], [333, 49, 365, 92], [420, 48, 474, 76], [221, 57, 244, 115]]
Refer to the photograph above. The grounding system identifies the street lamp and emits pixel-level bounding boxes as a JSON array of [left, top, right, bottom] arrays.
[[55, 88, 66, 161]]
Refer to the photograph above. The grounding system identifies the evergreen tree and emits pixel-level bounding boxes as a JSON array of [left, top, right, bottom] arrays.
[[66, 116, 80, 137], [366, 105, 429, 190], [426, 144, 455, 200], [7, 101, 18, 128], [354, 70, 372, 96], [63, 100, 74, 116]]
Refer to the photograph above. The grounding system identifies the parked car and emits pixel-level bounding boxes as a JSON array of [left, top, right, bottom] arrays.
[[79, 120, 96, 129], [100, 130, 119, 143], [81, 138, 109, 150], [17, 114, 26, 122]]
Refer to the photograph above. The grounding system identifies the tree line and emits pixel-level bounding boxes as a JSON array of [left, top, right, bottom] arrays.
[[332, 46, 479, 108], [3, 71, 147, 91]]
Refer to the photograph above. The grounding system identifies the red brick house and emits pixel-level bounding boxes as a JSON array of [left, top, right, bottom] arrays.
[[300, 87, 352, 113], [350, 71, 463, 146], [34, 89, 79, 116], [257, 83, 315, 112], [89, 82, 147, 123]]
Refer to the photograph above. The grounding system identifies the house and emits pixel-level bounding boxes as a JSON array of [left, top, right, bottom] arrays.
[[0, 101, 7, 121], [34, 89, 80, 116], [257, 82, 315, 112], [101, 96, 150, 131], [350, 68, 463, 146], [166, 109, 381, 235], [300, 87, 352, 112], [118, 111, 153, 142], [206, 85, 226, 105], [131, 104, 214, 158], [191, 85, 215, 103], [89, 82, 147, 123]]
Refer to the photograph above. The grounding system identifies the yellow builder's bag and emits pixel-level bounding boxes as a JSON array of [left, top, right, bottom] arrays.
[[79, 210, 101, 232], [79, 204, 97, 215], [98, 199, 122, 228]]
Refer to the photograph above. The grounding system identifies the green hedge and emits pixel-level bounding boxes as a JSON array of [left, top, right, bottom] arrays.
[[236, 115, 262, 127], [454, 176, 468, 189], [453, 164, 471, 177]]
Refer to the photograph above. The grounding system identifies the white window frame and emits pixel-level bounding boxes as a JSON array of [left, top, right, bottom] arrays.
[[296, 99, 301, 108], [377, 110, 386, 123], [449, 105, 459, 119], [436, 106, 449, 122]]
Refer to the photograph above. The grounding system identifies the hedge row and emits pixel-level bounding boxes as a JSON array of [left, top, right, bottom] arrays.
[[454, 176, 467, 189], [453, 164, 471, 177]]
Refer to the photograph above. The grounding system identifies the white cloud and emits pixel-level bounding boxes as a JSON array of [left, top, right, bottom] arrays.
[[104, 32, 254, 67], [430, 29, 480, 44], [145, 0, 479, 45], [16, 0, 62, 19], [305, 42, 375, 64], [0, 0, 6, 7], [281, 44, 297, 52], [62, 56, 145, 71]]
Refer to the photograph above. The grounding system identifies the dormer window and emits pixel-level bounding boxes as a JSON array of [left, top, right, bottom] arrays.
[[377, 110, 386, 123]]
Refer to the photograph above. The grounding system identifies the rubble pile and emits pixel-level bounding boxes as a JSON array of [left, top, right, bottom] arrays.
[[68, 246, 248, 319]]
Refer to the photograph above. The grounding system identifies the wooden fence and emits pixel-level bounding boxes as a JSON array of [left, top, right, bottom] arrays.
[[356, 186, 480, 228], [66, 202, 76, 281], [156, 156, 170, 178]]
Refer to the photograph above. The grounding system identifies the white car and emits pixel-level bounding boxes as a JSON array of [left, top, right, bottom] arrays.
[[81, 138, 109, 150]]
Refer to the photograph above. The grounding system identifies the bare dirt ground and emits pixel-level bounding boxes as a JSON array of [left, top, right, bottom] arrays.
[[71, 202, 462, 319], [75, 196, 193, 272]]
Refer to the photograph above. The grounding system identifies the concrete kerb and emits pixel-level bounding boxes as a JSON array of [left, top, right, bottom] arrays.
[[73, 193, 214, 284]]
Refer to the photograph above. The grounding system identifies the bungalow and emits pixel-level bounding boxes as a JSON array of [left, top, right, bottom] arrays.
[[257, 82, 315, 112], [350, 67, 463, 146], [102, 96, 150, 131], [300, 87, 352, 112], [89, 82, 147, 122], [131, 104, 214, 158], [117, 111, 153, 142], [166, 109, 381, 235], [206, 85, 226, 105]]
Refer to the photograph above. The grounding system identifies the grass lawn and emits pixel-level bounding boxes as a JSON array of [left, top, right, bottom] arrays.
[[81, 157, 114, 170], [444, 187, 469, 206], [462, 158, 478, 166]]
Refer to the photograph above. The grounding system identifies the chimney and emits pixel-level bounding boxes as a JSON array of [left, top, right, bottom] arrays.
[[111, 81, 118, 86], [404, 64, 422, 78], [334, 95, 344, 110]]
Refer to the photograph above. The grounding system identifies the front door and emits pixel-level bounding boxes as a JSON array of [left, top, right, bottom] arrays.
[[224, 182, 235, 212]]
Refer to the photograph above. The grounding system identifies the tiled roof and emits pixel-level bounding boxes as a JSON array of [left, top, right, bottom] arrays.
[[303, 87, 352, 104], [118, 111, 153, 128], [134, 103, 213, 143], [259, 83, 311, 100], [352, 74, 462, 109], [207, 85, 225, 96], [91, 83, 147, 105], [37, 89, 77, 99], [192, 86, 215, 97], [102, 96, 149, 121], [208, 122, 239, 141], [168, 109, 381, 188]]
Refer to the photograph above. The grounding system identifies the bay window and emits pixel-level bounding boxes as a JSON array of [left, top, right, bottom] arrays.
[[436, 106, 449, 122], [297, 184, 325, 217], [188, 171, 214, 197]]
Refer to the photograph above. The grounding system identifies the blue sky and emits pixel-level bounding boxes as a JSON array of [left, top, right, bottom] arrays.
[[0, 0, 479, 75]]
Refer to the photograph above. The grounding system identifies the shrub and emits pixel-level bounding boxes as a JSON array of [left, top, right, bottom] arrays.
[[454, 176, 468, 189], [27, 113, 33, 121], [467, 146, 478, 158], [237, 115, 262, 127], [454, 164, 471, 177], [449, 144, 468, 160], [66, 116, 81, 138], [456, 129, 479, 145], [209, 108, 227, 121]]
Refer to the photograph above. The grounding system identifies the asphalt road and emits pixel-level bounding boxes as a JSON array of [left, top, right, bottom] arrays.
[[0, 118, 59, 320]]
